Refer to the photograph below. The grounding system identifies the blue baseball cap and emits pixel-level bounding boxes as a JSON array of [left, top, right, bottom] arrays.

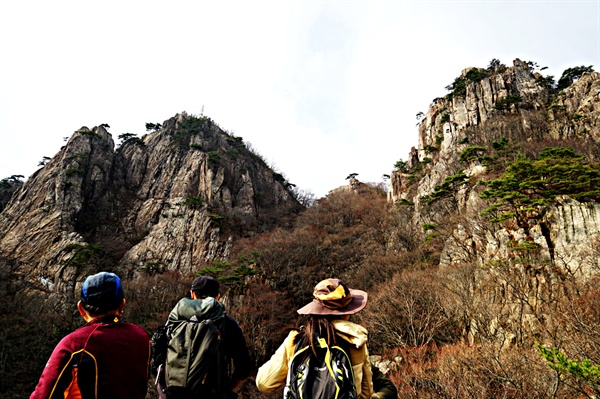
[[80, 272, 124, 310]]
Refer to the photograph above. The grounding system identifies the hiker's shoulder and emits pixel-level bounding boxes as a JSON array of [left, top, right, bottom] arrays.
[[118, 321, 151, 338], [332, 320, 368, 348], [223, 313, 242, 329], [169, 297, 225, 321]]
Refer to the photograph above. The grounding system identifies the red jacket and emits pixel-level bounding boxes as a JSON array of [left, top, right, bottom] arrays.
[[30, 316, 150, 399]]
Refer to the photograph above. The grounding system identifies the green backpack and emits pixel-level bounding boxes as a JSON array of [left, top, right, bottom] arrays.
[[164, 297, 228, 399], [284, 336, 357, 399]]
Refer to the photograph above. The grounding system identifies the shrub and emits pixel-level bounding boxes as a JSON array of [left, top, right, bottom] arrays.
[[459, 146, 487, 163], [480, 147, 600, 222], [208, 213, 226, 226], [396, 198, 414, 206], [535, 75, 555, 90], [364, 271, 461, 349], [61, 243, 107, 269], [548, 103, 566, 112], [464, 68, 488, 83], [65, 166, 86, 177], [494, 94, 523, 110], [394, 160, 408, 172], [118, 133, 144, 147], [445, 67, 493, 99], [139, 261, 166, 275], [536, 344, 600, 396], [0, 260, 81, 399], [487, 58, 506, 72], [227, 279, 294, 367], [557, 65, 594, 91], [145, 122, 162, 131], [208, 151, 222, 165], [491, 137, 509, 151], [446, 76, 467, 98], [422, 223, 436, 232], [125, 270, 191, 330], [77, 129, 102, 140], [226, 136, 244, 146], [181, 196, 204, 209], [422, 172, 469, 205], [171, 115, 212, 149], [424, 145, 438, 154]]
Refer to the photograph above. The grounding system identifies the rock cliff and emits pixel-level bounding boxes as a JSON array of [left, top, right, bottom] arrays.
[[388, 59, 600, 341], [0, 113, 302, 296]]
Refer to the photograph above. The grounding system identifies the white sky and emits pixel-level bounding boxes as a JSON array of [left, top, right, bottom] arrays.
[[1, 0, 598, 198]]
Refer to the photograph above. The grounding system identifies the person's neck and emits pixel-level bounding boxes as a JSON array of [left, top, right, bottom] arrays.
[[84, 311, 121, 323]]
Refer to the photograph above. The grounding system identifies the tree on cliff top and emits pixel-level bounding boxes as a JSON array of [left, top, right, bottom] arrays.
[[557, 65, 594, 91]]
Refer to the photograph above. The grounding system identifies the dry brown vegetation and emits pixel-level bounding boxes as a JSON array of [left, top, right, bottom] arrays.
[[2, 182, 600, 399]]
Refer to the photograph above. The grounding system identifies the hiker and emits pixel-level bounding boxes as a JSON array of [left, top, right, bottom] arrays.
[[162, 275, 251, 399], [30, 272, 151, 399], [256, 278, 398, 399]]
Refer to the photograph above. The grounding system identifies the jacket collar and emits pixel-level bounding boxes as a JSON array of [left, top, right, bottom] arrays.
[[169, 296, 225, 322], [332, 319, 368, 348]]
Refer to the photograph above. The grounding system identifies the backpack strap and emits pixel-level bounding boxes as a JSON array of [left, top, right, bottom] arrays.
[[330, 341, 356, 390]]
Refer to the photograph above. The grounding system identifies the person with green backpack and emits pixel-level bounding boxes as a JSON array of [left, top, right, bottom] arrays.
[[256, 278, 397, 399], [157, 276, 251, 399]]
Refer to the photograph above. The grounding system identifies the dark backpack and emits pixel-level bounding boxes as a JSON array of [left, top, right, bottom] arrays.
[[164, 315, 227, 399], [150, 325, 169, 398], [284, 336, 357, 399]]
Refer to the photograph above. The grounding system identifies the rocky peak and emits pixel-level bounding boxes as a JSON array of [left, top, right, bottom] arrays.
[[387, 60, 600, 334], [390, 59, 600, 204], [330, 177, 368, 195], [385, 59, 600, 343], [0, 113, 303, 298]]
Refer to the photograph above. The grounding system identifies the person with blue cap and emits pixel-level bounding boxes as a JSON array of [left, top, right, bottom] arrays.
[[30, 271, 151, 399]]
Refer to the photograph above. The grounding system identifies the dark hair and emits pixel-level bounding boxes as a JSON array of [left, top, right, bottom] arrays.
[[81, 301, 120, 317], [293, 315, 339, 356], [191, 276, 220, 298]]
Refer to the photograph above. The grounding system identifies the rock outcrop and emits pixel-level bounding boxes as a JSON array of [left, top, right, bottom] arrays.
[[388, 59, 600, 340], [392, 60, 599, 203], [0, 114, 303, 297]]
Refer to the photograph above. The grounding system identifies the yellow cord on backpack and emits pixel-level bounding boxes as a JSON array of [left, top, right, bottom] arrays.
[[318, 338, 341, 398]]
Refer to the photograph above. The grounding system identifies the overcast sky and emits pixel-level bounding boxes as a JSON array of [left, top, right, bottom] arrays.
[[1, 0, 598, 198]]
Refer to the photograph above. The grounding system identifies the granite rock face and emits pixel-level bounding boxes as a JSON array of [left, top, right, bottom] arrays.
[[388, 59, 600, 338], [390, 59, 600, 243], [0, 114, 302, 296]]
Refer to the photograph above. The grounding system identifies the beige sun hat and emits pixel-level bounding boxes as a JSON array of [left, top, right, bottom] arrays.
[[297, 278, 368, 316]]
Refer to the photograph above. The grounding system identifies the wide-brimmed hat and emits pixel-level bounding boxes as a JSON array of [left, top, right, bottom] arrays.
[[297, 278, 368, 316]]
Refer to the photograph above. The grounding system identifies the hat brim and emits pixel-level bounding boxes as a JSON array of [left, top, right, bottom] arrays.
[[297, 289, 368, 316]]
